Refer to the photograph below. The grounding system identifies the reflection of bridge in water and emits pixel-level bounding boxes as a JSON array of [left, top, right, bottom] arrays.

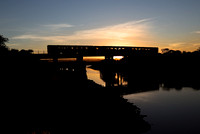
[[100, 70, 128, 87], [98, 68, 160, 95], [45, 45, 160, 95], [47, 45, 158, 61]]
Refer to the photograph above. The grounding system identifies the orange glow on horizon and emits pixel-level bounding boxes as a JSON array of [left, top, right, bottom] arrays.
[[113, 56, 124, 60], [83, 56, 105, 62]]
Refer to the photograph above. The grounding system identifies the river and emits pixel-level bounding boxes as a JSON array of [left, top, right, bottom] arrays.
[[86, 66, 106, 87], [124, 86, 200, 134], [86, 66, 200, 134]]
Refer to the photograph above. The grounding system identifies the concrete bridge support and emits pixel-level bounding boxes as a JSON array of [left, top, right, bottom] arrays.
[[53, 57, 58, 63], [76, 56, 83, 62], [105, 56, 114, 61]]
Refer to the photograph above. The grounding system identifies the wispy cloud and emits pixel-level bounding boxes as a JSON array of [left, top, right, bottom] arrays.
[[70, 19, 151, 40], [43, 23, 74, 29], [169, 42, 185, 48], [166, 42, 200, 52], [12, 19, 154, 46], [193, 31, 200, 34], [7, 43, 20, 47]]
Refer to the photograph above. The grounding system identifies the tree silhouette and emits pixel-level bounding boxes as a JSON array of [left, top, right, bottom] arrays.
[[0, 35, 9, 48], [0, 35, 9, 55], [161, 48, 170, 54]]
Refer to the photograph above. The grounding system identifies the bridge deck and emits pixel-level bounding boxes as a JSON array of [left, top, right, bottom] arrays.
[[47, 45, 158, 58]]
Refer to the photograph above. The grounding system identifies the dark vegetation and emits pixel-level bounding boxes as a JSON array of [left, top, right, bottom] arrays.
[[0, 35, 151, 134], [1, 34, 200, 133]]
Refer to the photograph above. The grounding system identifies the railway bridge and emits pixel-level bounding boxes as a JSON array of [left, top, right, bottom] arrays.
[[47, 45, 158, 61]]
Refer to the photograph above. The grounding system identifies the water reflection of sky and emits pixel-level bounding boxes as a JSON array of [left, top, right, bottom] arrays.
[[123, 87, 200, 134], [86, 67, 128, 87], [86, 67, 106, 87], [86, 66, 200, 133]]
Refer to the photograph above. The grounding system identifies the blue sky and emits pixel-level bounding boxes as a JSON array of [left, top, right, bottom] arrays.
[[1, 0, 200, 52]]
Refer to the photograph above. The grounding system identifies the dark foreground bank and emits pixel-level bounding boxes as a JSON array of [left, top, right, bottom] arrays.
[[0, 56, 150, 134]]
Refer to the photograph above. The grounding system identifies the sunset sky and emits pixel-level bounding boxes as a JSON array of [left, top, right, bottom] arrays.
[[1, 0, 200, 52]]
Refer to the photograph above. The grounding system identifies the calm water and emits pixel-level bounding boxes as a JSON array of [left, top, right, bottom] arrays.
[[86, 66, 106, 87], [86, 66, 128, 87], [124, 87, 200, 134], [87, 67, 200, 134]]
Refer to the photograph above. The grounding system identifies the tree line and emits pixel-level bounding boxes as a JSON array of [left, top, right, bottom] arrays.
[[1, 34, 200, 57], [0, 35, 33, 56], [161, 47, 200, 56]]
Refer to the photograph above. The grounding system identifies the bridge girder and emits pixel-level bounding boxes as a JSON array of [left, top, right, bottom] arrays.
[[47, 45, 158, 59]]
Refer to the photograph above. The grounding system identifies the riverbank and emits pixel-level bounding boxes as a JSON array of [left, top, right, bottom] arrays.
[[6, 53, 200, 134], [0, 56, 150, 134]]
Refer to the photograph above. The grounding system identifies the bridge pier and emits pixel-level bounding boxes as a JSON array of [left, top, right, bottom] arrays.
[[53, 57, 58, 63], [76, 56, 83, 62], [105, 56, 113, 61]]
